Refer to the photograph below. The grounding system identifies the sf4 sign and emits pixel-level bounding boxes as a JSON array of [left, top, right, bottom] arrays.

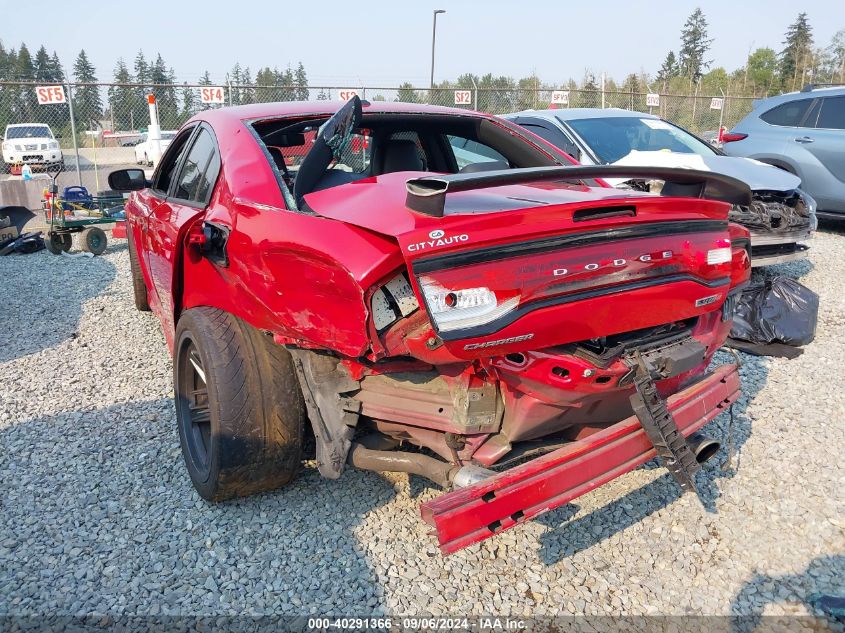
[[646, 93, 660, 107], [200, 87, 226, 104], [35, 86, 66, 105], [551, 90, 569, 105], [454, 90, 471, 105], [338, 89, 359, 101]]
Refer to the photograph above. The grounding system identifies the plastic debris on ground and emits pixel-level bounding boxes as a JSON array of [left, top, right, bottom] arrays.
[[60, 250, 95, 259], [0, 231, 45, 255], [728, 276, 819, 357]]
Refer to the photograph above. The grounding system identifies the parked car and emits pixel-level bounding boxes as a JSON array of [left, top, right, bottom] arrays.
[[134, 131, 177, 166], [721, 85, 845, 219], [108, 98, 751, 554], [1, 123, 63, 170], [503, 108, 817, 266]]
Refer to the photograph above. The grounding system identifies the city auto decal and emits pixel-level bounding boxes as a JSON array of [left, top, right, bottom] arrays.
[[407, 230, 470, 252]]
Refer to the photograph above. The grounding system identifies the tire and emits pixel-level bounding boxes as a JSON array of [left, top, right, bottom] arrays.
[[126, 230, 150, 311], [81, 227, 107, 255], [144, 153, 151, 167], [45, 232, 72, 255], [174, 307, 306, 501]]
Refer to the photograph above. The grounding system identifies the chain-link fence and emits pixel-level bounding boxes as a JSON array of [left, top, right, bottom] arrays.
[[0, 81, 758, 192]]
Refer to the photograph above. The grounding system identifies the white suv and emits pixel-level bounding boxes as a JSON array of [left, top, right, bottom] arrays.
[[2, 123, 64, 170]]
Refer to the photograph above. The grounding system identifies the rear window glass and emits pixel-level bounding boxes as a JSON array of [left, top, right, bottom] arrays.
[[816, 96, 845, 130], [760, 99, 813, 127]]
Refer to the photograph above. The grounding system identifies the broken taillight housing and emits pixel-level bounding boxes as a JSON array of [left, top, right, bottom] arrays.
[[370, 272, 420, 331]]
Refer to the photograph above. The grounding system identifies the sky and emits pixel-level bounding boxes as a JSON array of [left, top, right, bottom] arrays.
[[1, 0, 842, 87]]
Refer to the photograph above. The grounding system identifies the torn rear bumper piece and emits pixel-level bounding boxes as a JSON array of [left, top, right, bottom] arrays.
[[420, 363, 740, 554]]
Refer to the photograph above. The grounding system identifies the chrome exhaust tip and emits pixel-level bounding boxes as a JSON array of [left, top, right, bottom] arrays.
[[451, 464, 496, 488], [687, 432, 721, 464]]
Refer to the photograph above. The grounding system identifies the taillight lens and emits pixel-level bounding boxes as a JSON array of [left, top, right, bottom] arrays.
[[419, 279, 519, 332], [706, 247, 732, 265], [721, 132, 748, 143]]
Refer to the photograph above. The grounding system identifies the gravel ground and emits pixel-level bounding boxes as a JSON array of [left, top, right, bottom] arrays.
[[0, 230, 843, 621]]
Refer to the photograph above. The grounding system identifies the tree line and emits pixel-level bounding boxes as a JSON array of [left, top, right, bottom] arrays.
[[408, 11, 843, 107], [0, 44, 310, 134], [1, 10, 842, 135], [655, 10, 843, 95]]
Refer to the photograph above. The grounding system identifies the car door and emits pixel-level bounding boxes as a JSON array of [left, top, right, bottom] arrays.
[[754, 97, 817, 169], [141, 126, 197, 324], [804, 95, 845, 207], [151, 124, 222, 340]]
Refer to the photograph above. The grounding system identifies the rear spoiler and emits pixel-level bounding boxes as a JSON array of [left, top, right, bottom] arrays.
[[405, 165, 752, 217]]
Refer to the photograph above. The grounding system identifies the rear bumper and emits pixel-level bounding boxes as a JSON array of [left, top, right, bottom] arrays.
[[749, 228, 812, 267], [420, 363, 740, 554]]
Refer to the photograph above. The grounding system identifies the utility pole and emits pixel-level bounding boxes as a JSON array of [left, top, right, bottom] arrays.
[[430, 9, 446, 99], [65, 82, 82, 186]]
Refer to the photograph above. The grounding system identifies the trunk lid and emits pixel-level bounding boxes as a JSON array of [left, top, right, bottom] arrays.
[[305, 173, 738, 358]]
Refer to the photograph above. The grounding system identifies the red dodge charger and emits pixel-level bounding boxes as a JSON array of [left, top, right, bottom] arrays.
[[109, 97, 751, 554]]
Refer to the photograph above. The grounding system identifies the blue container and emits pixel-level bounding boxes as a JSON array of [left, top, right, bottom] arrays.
[[61, 186, 93, 211]]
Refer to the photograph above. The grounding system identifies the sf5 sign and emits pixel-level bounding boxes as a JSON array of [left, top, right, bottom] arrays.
[[200, 87, 226, 104], [35, 86, 66, 104]]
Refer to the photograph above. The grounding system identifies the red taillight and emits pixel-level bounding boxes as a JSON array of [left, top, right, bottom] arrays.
[[721, 132, 748, 143]]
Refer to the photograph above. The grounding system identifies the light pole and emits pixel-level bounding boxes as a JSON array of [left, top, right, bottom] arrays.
[[430, 9, 446, 95]]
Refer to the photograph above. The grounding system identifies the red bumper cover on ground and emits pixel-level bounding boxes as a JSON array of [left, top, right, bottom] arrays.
[[420, 363, 741, 554]]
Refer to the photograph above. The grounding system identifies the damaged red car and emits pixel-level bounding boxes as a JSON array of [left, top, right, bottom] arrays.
[[109, 97, 751, 554]]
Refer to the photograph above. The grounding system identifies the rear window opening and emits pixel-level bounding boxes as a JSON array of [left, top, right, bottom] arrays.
[[249, 108, 561, 210]]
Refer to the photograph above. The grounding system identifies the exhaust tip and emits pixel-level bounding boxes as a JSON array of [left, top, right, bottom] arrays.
[[688, 432, 721, 464]]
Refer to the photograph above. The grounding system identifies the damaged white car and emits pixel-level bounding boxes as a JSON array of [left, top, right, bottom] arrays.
[[504, 108, 817, 266]]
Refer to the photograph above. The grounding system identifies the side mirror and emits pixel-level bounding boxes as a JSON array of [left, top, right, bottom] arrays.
[[109, 168, 149, 192]]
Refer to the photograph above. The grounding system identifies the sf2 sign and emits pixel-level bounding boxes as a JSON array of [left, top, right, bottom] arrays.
[[200, 87, 226, 104], [646, 93, 660, 107], [338, 89, 359, 101], [454, 90, 472, 105], [35, 86, 66, 105]]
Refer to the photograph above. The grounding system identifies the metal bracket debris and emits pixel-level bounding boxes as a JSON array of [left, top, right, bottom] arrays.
[[629, 351, 700, 493]]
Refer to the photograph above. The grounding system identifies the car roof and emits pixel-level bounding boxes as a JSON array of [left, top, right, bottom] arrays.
[[753, 86, 845, 109], [6, 123, 51, 127], [504, 108, 659, 122], [193, 100, 487, 125]]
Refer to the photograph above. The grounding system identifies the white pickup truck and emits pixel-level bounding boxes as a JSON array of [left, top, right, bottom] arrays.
[[2, 123, 64, 170]]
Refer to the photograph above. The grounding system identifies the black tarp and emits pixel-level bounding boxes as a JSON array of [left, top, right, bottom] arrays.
[[729, 277, 819, 354]]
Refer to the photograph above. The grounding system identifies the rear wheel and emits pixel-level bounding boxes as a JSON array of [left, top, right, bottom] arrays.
[[174, 307, 306, 501], [127, 230, 150, 311], [81, 227, 107, 255], [45, 231, 72, 255]]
